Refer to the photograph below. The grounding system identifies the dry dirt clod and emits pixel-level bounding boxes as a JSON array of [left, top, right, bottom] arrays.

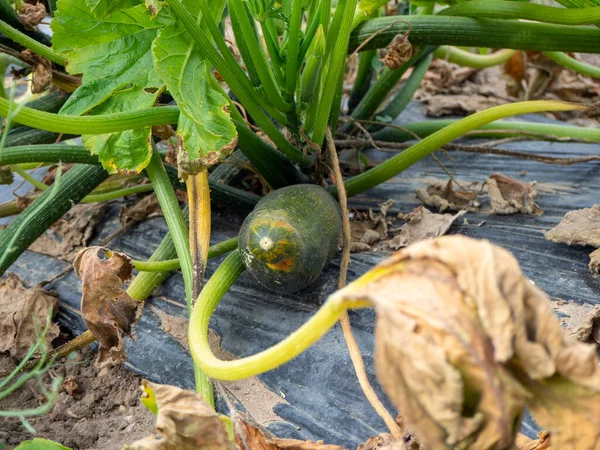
[[74, 247, 142, 367], [487, 173, 543, 216], [0, 273, 59, 357], [330, 235, 600, 449]]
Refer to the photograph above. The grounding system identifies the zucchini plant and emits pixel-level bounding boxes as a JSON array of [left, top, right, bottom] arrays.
[[0, 0, 599, 441]]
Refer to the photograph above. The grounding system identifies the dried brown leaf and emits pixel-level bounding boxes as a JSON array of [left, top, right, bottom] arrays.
[[0, 273, 59, 357], [388, 206, 464, 250], [544, 205, 600, 247], [74, 247, 141, 366], [21, 49, 52, 94], [487, 173, 543, 216], [29, 202, 108, 262], [515, 432, 551, 450], [18, 2, 46, 29], [569, 305, 600, 346], [426, 95, 508, 117], [0, 166, 14, 185], [125, 381, 234, 450], [590, 248, 600, 274], [331, 235, 600, 449], [119, 193, 162, 225], [415, 180, 480, 213], [382, 34, 413, 71]]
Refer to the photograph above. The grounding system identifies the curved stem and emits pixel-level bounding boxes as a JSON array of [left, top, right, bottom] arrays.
[[343, 101, 587, 197], [189, 250, 372, 380], [0, 97, 180, 134], [133, 237, 238, 272], [434, 46, 516, 69], [0, 19, 66, 66], [82, 184, 154, 203], [10, 165, 48, 191], [543, 51, 600, 78], [439, 0, 600, 25]]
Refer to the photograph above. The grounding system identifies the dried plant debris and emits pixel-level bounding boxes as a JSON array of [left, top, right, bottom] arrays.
[[426, 94, 508, 117], [382, 34, 413, 70], [331, 235, 600, 449], [487, 173, 543, 216], [0, 166, 14, 185], [569, 305, 600, 347], [74, 247, 141, 367], [126, 381, 344, 450], [544, 205, 600, 247], [515, 432, 551, 450], [21, 50, 52, 94], [544, 205, 600, 272], [29, 202, 109, 262], [350, 200, 395, 253], [0, 273, 59, 357], [18, 1, 47, 29], [415, 180, 480, 213], [389, 206, 464, 250], [119, 193, 163, 225]]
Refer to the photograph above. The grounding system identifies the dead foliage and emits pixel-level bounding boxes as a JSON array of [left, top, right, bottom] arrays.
[[126, 381, 345, 450], [74, 247, 141, 367], [119, 193, 163, 225], [515, 432, 551, 450], [17, 1, 46, 29], [487, 173, 543, 216], [21, 49, 52, 93], [0, 273, 59, 357], [0, 166, 14, 185], [382, 34, 413, 71], [415, 180, 480, 213], [29, 202, 108, 262], [331, 235, 600, 449]]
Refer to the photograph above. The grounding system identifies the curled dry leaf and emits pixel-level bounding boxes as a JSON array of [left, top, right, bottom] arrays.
[[388, 206, 464, 250], [74, 247, 141, 366], [18, 2, 47, 29], [590, 248, 600, 274], [29, 202, 108, 262], [0, 166, 14, 185], [515, 432, 551, 450], [568, 305, 600, 347], [415, 180, 480, 213], [382, 34, 413, 70], [21, 50, 52, 94], [119, 193, 162, 225], [544, 205, 600, 248], [487, 173, 543, 216], [0, 273, 59, 357], [126, 381, 344, 450], [330, 235, 600, 449]]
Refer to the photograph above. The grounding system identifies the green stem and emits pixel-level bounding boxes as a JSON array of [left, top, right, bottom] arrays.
[[145, 150, 194, 311], [188, 250, 371, 380], [166, 0, 310, 166], [372, 118, 600, 143], [0, 19, 66, 66], [439, 0, 600, 25], [133, 237, 238, 272], [0, 145, 97, 166], [82, 184, 154, 203], [543, 51, 600, 78], [0, 97, 180, 134], [230, 0, 290, 112], [285, 0, 303, 97], [311, 0, 359, 146], [261, 20, 285, 85], [10, 165, 48, 191], [343, 101, 588, 197], [433, 46, 516, 69], [352, 0, 390, 29], [347, 49, 375, 113], [349, 16, 600, 53]]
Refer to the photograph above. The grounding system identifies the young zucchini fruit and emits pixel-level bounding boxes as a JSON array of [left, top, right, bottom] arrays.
[[238, 184, 341, 293]]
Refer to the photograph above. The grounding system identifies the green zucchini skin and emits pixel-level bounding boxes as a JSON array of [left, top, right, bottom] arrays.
[[239, 184, 341, 293]]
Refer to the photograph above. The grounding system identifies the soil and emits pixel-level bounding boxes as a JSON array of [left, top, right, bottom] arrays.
[[0, 348, 155, 450]]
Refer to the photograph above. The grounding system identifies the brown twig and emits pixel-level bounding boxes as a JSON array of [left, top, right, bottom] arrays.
[[325, 128, 402, 440], [334, 138, 600, 166]]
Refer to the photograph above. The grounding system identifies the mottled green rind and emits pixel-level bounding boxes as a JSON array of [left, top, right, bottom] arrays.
[[239, 185, 341, 294]]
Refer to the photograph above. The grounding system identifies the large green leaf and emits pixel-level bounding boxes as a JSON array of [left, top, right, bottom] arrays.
[[14, 438, 71, 450], [52, 0, 167, 173], [152, 0, 237, 175]]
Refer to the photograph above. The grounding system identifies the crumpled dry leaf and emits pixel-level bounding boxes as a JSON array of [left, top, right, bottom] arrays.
[[569, 305, 600, 347], [426, 95, 508, 117], [382, 34, 413, 70], [21, 49, 52, 94], [18, 2, 47, 29], [590, 248, 600, 274], [0, 166, 14, 185], [415, 180, 480, 213], [388, 206, 464, 250], [74, 247, 141, 366], [331, 235, 600, 449], [29, 202, 108, 262], [126, 381, 344, 450], [0, 273, 59, 357], [544, 205, 600, 248], [487, 173, 543, 216], [350, 200, 395, 252], [515, 432, 551, 450], [119, 193, 163, 225]]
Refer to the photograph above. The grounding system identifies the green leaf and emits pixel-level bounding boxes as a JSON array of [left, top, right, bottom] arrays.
[[14, 438, 71, 450], [52, 0, 167, 173], [152, 0, 237, 174], [85, 0, 142, 17]]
